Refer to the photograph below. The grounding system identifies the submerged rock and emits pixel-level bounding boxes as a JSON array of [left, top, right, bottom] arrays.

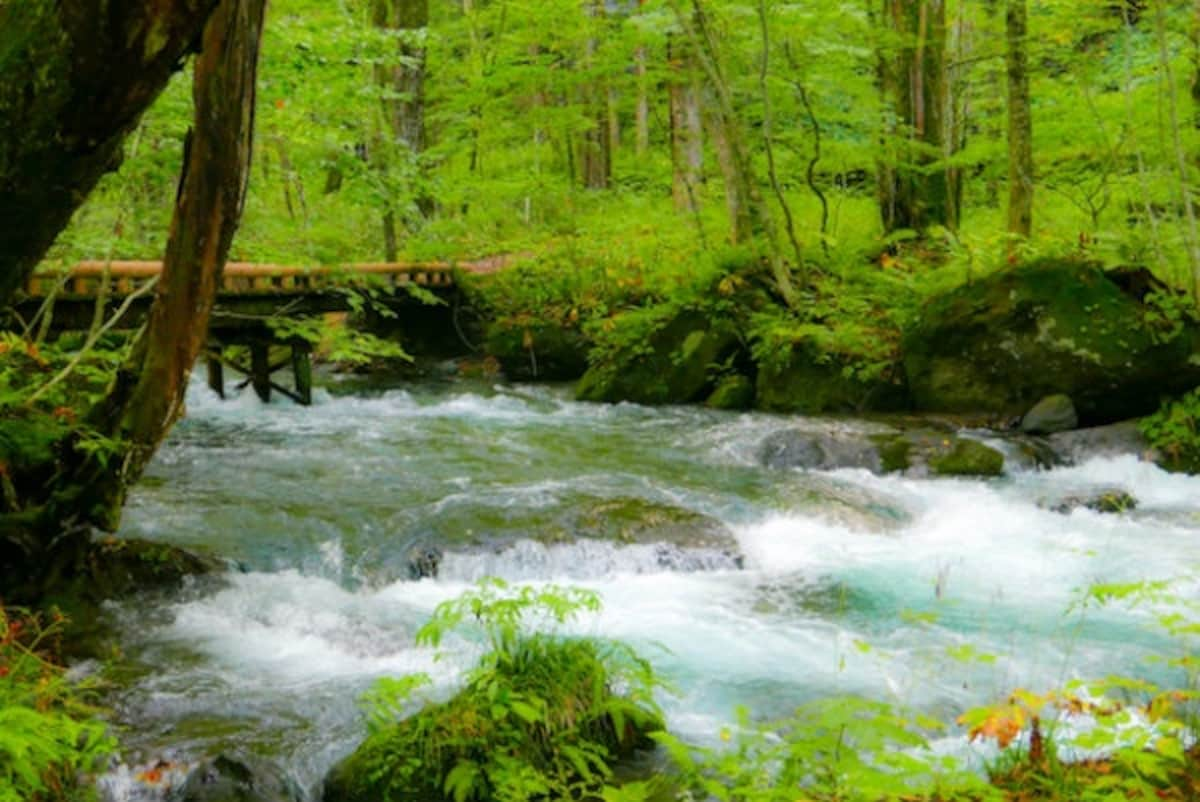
[[1021, 394, 1079, 435], [758, 429, 883, 473], [903, 260, 1200, 425], [759, 426, 1007, 478], [400, 494, 743, 579], [179, 754, 301, 802], [1044, 421, 1153, 464], [1044, 488, 1139, 515], [927, 438, 1005, 477], [576, 308, 740, 405]]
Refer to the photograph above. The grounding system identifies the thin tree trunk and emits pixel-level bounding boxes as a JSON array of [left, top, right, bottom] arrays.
[[669, 37, 704, 212], [635, 45, 651, 156], [0, 0, 222, 310], [678, 0, 797, 308], [1154, 0, 1200, 302], [1006, 0, 1034, 247], [580, 0, 612, 190]]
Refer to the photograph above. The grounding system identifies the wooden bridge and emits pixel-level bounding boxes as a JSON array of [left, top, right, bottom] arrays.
[[17, 259, 496, 405]]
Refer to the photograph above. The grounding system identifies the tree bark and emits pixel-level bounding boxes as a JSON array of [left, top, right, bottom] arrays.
[[0, 0, 221, 311], [580, 0, 612, 190], [371, 0, 431, 256], [635, 45, 651, 156], [1006, 0, 1034, 245], [669, 38, 704, 213], [878, 0, 957, 233], [91, 0, 267, 511]]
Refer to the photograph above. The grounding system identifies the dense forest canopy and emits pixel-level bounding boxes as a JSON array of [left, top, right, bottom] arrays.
[[48, 0, 1200, 288]]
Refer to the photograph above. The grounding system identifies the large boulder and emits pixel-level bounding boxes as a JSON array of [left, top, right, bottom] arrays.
[[903, 261, 1200, 425], [576, 308, 739, 405], [1021, 394, 1079, 435]]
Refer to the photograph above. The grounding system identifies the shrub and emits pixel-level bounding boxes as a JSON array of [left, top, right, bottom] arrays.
[[0, 608, 113, 802], [325, 580, 664, 802]]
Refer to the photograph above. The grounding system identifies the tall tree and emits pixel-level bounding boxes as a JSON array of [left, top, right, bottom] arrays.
[[0, 0, 222, 311], [580, 0, 613, 190], [669, 37, 704, 212], [372, 0, 431, 259], [878, 0, 958, 234], [1006, 0, 1034, 245]]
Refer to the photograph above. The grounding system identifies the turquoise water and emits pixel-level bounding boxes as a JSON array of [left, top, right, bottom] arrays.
[[98, 376, 1200, 800]]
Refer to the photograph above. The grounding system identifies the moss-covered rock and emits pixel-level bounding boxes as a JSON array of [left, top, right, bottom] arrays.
[[485, 319, 590, 381], [706, 374, 755, 410], [576, 308, 739, 405], [754, 336, 908, 415], [322, 638, 662, 802], [903, 260, 1200, 425], [928, 439, 1005, 477]]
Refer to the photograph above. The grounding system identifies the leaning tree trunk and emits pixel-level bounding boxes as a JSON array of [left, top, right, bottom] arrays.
[[1006, 0, 1034, 247], [88, 0, 268, 520], [878, 0, 957, 234], [0, 0, 222, 311]]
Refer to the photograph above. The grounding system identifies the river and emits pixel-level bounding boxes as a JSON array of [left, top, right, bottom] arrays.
[[96, 375, 1200, 800]]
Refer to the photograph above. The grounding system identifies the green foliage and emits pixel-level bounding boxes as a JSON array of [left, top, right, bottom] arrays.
[[0, 609, 114, 802], [1141, 389, 1200, 474], [658, 700, 997, 802], [338, 580, 663, 802]]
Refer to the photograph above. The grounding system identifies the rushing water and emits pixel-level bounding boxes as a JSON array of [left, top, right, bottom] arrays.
[[97, 374, 1200, 800]]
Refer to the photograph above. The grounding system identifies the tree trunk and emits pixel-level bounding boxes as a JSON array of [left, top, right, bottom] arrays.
[[669, 38, 704, 213], [580, 0, 612, 190], [90, 0, 267, 515], [635, 45, 651, 156], [371, 0, 431, 256], [0, 0, 221, 311], [1006, 0, 1034, 245], [680, 0, 797, 308], [878, 0, 957, 234]]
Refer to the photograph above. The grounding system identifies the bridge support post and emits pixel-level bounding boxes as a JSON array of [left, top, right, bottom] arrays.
[[206, 347, 225, 399], [250, 341, 272, 403], [291, 341, 313, 406]]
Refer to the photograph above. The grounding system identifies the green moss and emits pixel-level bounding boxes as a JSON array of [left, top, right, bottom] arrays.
[[928, 439, 1005, 477], [576, 308, 738, 405], [904, 260, 1200, 424], [484, 318, 589, 381], [871, 434, 913, 474], [706, 374, 755, 410]]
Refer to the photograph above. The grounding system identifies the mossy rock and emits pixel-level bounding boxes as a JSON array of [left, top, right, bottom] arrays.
[[903, 260, 1200, 425], [485, 319, 590, 381], [322, 639, 663, 802], [576, 309, 739, 405], [928, 439, 1005, 477], [706, 374, 755, 410], [755, 337, 908, 415]]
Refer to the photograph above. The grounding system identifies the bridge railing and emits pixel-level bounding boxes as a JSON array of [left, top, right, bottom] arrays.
[[25, 260, 459, 298]]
